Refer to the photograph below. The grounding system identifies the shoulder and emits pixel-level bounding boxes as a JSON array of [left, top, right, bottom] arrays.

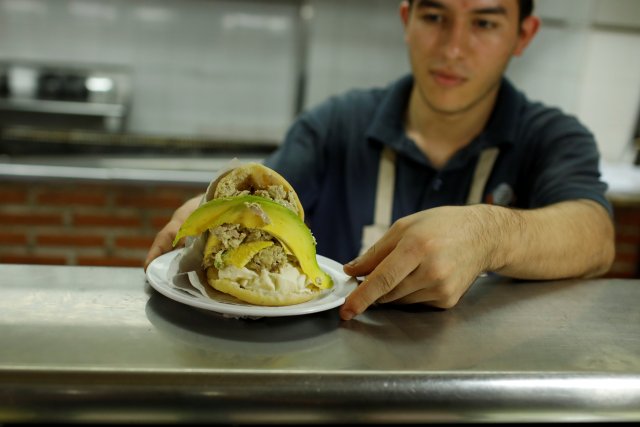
[[268, 80, 395, 171], [293, 76, 412, 153], [527, 107, 591, 139], [510, 85, 594, 144], [501, 82, 610, 211], [301, 85, 387, 129]]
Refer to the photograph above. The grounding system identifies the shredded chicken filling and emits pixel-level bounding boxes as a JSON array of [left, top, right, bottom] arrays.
[[203, 223, 298, 274]]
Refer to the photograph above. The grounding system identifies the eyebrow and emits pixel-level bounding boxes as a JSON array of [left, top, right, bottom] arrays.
[[415, 0, 508, 16]]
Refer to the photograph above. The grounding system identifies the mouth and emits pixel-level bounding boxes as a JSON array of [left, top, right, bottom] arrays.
[[430, 70, 467, 87]]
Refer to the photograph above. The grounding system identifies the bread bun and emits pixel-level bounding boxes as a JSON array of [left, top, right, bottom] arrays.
[[207, 268, 321, 306], [209, 162, 304, 221]]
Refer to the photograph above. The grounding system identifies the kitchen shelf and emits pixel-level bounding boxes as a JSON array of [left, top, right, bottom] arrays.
[[0, 98, 126, 118]]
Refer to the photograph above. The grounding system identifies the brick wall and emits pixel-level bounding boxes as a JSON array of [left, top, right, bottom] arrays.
[[0, 180, 203, 268], [607, 202, 640, 278], [1, 180, 639, 278]]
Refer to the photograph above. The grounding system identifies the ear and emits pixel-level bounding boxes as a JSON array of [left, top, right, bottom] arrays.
[[513, 15, 541, 56], [399, 0, 411, 31]]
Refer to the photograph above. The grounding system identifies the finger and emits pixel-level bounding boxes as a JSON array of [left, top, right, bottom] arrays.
[[144, 237, 170, 271], [343, 227, 402, 277], [143, 227, 180, 271], [143, 246, 163, 271], [376, 267, 431, 304], [386, 271, 477, 309], [391, 288, 461, 309], [340, 240, 421, 320]]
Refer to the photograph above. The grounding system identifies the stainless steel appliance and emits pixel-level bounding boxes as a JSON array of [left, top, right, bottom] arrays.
[[0, 61, 131, 132]]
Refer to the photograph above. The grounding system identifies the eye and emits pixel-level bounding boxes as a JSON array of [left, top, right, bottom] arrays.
[[420, 12, 445, 24], [474, 18, 498, 29]]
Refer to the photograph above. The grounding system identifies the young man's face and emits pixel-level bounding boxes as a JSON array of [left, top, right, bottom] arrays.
[[401, 0, 538, 115]]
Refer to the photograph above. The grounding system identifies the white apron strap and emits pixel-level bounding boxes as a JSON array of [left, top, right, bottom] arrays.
[[466, 146, 499, 205], [359, 146, 396, 255], [372, 146, 396, 227]]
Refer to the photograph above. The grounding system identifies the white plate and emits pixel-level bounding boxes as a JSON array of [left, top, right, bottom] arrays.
[[146, 248, 358, 318]]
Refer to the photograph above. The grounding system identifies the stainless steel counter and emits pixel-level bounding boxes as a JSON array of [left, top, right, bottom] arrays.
[[1, 264, 639, 423]]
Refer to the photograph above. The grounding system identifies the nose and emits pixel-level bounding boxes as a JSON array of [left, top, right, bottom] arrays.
[[442, 19, 468, 60]]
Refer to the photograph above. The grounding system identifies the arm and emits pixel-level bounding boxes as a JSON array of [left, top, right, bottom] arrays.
[[490, 199, 614, 279], [340, 199, 615, 320], [143, 194, 203, 271]]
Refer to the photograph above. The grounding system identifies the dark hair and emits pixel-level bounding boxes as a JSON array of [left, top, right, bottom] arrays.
[[407, 0, 535, 23], [518, 0, 534, 22]]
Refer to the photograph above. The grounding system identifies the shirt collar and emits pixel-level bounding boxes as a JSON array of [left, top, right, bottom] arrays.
[[366, 74, 413, 153], [366, 74, 523, 163], [483, 77, 522, 147]]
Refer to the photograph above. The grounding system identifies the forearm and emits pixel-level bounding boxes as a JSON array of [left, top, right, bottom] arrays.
[[480, 200, 615, 280]]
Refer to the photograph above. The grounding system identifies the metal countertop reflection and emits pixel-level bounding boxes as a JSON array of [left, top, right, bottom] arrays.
[[0, 264, 639, 423]]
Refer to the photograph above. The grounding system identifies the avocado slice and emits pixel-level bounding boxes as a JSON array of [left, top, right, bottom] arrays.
[[173, 195, 333, 289], [224, 240, 274, 268]]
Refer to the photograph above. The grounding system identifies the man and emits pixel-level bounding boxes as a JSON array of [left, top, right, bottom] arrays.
[[145, 0, 615, 321]]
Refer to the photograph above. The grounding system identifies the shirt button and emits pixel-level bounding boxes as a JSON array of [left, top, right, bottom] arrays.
[[432, 178, 443, 191]]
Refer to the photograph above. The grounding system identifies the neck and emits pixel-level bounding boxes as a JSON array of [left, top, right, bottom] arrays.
[[405, 84, 499, 169]]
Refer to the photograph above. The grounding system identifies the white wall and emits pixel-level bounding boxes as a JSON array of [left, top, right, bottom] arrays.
[[577, 29, 640, 162], [0, 0, 299, 143], [506, 0, 640, 162], [1, 0, 639, 162], [304, 0, 409, 108]]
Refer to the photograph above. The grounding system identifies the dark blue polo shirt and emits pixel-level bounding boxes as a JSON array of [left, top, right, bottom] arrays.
[[265, 74, 611, 264]]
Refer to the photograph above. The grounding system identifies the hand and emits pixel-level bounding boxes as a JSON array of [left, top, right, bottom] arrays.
[[340, 205, 496, 320], [143, 218, 186, 271], [143, 194, 203, 271]]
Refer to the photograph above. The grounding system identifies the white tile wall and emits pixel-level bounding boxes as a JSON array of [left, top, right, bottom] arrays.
[[0, 0, 638, 161], [577, 29, 640, 162], [304, 0, 410, 108], [506, 24, 591, 117], [593, 0, 640, 29], [506, 0, 640, 162], [0, 0, 298, 143]]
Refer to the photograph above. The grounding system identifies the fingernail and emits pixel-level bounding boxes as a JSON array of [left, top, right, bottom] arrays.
[[340, 309, 355, 321], [346, 256, 360, 267]]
